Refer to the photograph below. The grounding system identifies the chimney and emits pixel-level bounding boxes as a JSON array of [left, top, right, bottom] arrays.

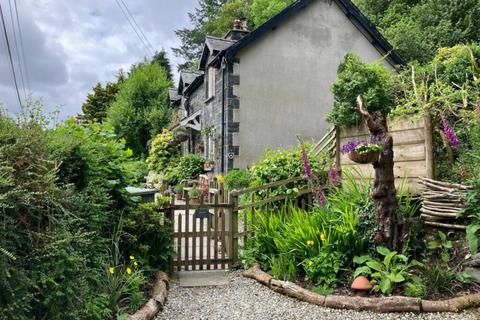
[[225, 17, 249, 41]]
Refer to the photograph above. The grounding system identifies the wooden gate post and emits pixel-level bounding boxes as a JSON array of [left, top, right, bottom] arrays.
[[230, 190, 239, 265], [168, 193, 175, 271]]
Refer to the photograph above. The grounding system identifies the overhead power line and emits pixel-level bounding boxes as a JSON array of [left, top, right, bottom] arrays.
[[8, 0, 26, 99], [0, 1, 22, 108], [113, 0, 155, 56], [13, 0, 30, 93]]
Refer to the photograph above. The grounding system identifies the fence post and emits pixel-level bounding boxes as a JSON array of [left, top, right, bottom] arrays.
[[168, 193, 175, 271], [229, 190, 239, 265], [335, 126, 341, 171], [424, 114, 435, 179]]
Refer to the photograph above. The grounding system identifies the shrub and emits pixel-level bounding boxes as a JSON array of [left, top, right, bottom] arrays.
[[302, 248, 343, 291], [175, 155, 205, 183], [249, 144, 324, 201], [146, 129, 180, 173], [327, 53, 397, 127], [224, 169, 251, 191]]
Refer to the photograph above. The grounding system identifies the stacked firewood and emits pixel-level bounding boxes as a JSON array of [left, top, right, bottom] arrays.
[[419, 177, 470, 230]]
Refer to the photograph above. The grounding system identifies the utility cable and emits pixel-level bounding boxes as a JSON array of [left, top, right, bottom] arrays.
[[118, 0, 155, 54], [0, 1, 22, 108], [13, 0, 30, 93], [8, 0, 26, 99], [113, 0, 154, 56]]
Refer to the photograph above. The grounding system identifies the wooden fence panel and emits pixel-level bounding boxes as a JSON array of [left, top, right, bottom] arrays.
[[337, 117, 433, 193]]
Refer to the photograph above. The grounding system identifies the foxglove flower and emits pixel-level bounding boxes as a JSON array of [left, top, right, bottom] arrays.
[[317, 185, 326, 207], [443, 121, 459, 148], [328, 166, 340, 184], [301, 145, 312, 182]]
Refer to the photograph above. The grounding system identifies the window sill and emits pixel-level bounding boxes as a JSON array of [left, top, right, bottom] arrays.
[[205, 96, 215, 103]]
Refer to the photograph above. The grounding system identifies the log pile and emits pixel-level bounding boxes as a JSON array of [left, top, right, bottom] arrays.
[[419, 177, 470, 230]]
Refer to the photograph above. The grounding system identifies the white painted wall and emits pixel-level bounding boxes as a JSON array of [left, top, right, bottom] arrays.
[[233, 0, 394, 168]]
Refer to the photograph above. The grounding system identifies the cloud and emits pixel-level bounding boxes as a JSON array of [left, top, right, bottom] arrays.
[[0, 0, 197, 118]]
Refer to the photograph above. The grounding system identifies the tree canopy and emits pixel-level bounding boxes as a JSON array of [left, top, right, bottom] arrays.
[[79, 72, 125, 123], [107, 63, 172, 156]]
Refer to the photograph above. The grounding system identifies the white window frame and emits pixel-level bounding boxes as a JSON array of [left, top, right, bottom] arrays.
[[208, 67, 216, 99]]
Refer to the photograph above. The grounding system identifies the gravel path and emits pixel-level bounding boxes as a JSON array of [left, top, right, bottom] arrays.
[[156, 271, 480, 320]]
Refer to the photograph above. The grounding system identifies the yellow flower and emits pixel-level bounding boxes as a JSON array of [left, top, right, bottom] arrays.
[[308, 260, 314, 267], [320, 234, 326, 242], [216, 175, 225, 184], [126, 267, 132, 275], [129, 255, 135, 260], [134, 261, 138, 267], [109, 267, 115, 274], [306, 240, 314, 246]]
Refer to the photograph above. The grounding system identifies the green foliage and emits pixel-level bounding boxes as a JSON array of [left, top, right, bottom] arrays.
[[327, 53, 397, 127], [123, 202, 174, 275], [224, 169, 251, 190], [354, 0, 480, 63], [426, 231, 453, 262], [189, 187, 202, 198], [249, 144, 324, 200], [176, 154, 205, 182], [107, 63, 172, 156], [0, 105, 170, 319], [302, 248, 343, 291], [353, 246, 415, 294], [271, 253, 297, 281], [146, 129, 181, 173], [404, 276, 427, 298], [250, 0, 293, 26], [205, 0, 253, 37], [173, 183, 184, 194], [79, 72, 125, 123]]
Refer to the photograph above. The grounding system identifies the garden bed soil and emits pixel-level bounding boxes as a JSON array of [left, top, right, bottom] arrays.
[[244, 263, 480, 313]]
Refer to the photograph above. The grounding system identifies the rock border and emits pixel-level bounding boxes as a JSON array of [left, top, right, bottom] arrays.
[[243, 263, 480, 313], [127, 271, 169, 320]]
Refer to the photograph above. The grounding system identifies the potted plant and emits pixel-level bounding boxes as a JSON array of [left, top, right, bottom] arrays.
[[188, 187, 202, 204], [340, 136, 385, 164], [173, 183, 184, 200]]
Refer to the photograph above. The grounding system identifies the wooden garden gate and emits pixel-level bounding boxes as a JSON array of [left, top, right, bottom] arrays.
[[165, 191, 239, 272]]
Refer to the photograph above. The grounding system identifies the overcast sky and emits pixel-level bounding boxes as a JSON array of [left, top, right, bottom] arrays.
[[0, 0, 197, 118]]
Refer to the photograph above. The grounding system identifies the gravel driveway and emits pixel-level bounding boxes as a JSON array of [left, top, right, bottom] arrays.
[[156, 271, 480, 320]]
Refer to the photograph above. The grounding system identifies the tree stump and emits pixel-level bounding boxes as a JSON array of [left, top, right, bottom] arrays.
[[357, 95, 397, 249]]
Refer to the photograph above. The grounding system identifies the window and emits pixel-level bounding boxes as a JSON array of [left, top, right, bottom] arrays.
[[208, 67, 216, 98]]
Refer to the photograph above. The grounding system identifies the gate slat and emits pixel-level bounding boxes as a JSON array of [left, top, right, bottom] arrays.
[[184, 195, 190, 271], [207, 209, 211, 270], [199, 213, 204, 270], [192, 207, 197, 271], [221, 208, 226, 269], [213, 193, 219, 270], [177, 213, 182, 272]]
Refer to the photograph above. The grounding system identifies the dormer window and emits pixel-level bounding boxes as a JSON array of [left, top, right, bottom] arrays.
[[208, 67, 216, 99]]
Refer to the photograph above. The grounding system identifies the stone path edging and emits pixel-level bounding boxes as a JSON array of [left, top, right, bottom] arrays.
[[243, 263, 480, 313], [128, 271, 169, 320]]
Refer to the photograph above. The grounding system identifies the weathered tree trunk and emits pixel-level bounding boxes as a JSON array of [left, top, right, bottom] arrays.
[[357, 96, 397, 249]]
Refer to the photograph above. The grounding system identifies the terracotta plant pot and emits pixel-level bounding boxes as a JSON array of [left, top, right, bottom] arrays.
[[190, 197, 200, 205], [348, 150, 380, 164], [176, 192, 183, 201]]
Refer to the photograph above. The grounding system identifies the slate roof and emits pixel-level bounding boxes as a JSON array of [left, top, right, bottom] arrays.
[[199, 36, 236, 71], [209, 0, 404, 68], [178, 71, 202, 94], [168, 88, 181, 103]]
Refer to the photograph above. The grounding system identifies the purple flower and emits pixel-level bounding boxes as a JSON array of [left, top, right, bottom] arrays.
[[340, 141, 360, 154], [328, 166, 340, 184], [301, 145, 312, 182], [443, 121, 459, 148], [317, 185, 326, 207]]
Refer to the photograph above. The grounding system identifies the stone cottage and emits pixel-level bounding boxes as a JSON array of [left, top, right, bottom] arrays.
[[173, 0, 403, 174]]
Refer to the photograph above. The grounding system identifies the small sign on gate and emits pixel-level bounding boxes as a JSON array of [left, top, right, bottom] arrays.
[[194, 207, 210, 219]]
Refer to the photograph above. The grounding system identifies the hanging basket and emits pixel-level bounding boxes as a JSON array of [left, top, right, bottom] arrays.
[[348, 150, 380, 164]]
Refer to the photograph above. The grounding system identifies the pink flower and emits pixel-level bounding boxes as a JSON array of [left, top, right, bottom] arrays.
[[301, 145, 312, 182], [443, 121, 459, 148], [317, 185, 326, 207], [328, 166, 339, 184]]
